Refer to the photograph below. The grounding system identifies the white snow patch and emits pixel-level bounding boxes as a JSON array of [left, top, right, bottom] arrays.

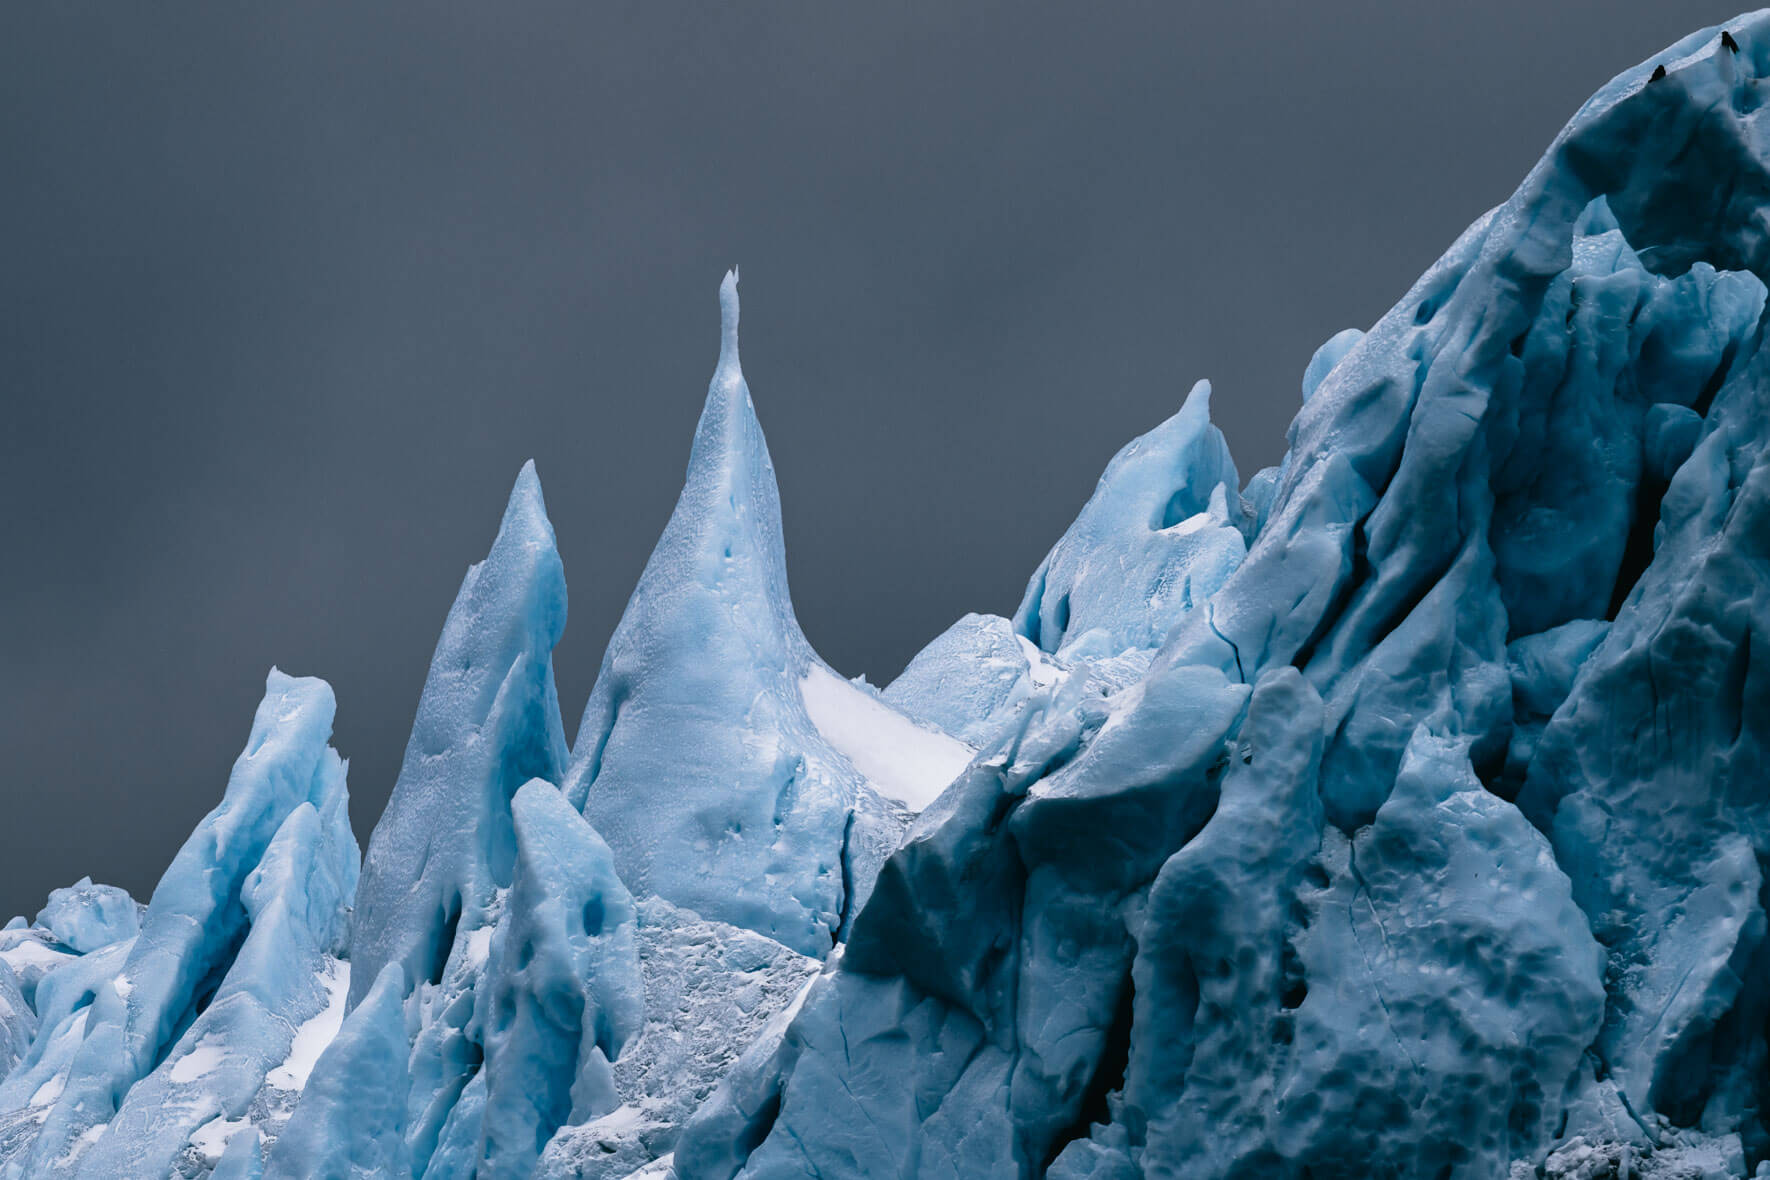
[[111, 975, 132, 1000], [1014, 635, 1066, 689], [800, 664, 975, 810], [59, 1123, 107, 1166], [189, 1115, 250, 1164], [266, 956, 350, 1091], [168, 1040, 228, 1083], [463, 925, 495, 971], [0, 940, 71, 973], [30, 1074, 65, 1107], [1158, 507, 1220, 537], [774, 972, 817, 1032], [594, 1103, 648, 1133], [629, 1153, 676, 1178]]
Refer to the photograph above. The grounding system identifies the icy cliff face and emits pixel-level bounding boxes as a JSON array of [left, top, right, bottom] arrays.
[[674, 16, 1770, 1180], [7, 13, 1770, 1180]]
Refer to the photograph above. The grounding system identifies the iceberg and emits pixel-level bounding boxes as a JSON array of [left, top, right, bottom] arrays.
[[5, 12, 1770, 1179]]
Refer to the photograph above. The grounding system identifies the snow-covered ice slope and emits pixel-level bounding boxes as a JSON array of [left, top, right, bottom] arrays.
[[798, 665, 974, 811]]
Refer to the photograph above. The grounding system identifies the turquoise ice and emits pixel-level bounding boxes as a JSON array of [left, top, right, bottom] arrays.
[[5, 13, 1770, 1179]]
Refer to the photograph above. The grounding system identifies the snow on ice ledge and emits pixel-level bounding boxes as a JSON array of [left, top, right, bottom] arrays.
[[798, 665, 975, 811]]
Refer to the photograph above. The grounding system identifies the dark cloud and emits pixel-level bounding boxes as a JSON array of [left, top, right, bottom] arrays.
[[0, 0, 1745, 914]]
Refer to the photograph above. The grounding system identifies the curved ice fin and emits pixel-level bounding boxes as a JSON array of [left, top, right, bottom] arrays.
[[1012, 379, 1245, 658]]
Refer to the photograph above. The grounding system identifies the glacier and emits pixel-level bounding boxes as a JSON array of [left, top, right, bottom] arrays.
[[5, 12, 1770, 1179]]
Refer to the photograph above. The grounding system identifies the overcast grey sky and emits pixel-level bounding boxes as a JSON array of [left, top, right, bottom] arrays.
[[0, 1, 1748, 916]]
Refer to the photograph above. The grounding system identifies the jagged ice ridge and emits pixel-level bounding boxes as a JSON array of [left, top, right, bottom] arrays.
[[6, 13, 1770, 1178]]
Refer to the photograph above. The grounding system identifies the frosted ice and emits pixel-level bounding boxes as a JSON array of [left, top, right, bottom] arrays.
[[350, 460, 571, 1009], [562, 272, 916, 955], [475, 780, 643, 1180], [535, 897, 819, 1180]]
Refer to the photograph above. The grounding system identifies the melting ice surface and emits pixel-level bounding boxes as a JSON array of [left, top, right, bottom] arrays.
[[8, 13, 1770, 1180]]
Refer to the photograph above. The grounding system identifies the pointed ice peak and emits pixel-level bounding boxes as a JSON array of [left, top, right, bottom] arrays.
[[1176, 376, 1213, 430], [434, 462, 567, 689], [562, 270, 914, 955], [348, 460, 570, 1009], [718, 268, 741, 384], [655, 271, 791, 618], [491, 459, 558, 563], [1013, 378, 1246, 655], [689, 271, 771, 507], [1301, 329, 1365, 403]]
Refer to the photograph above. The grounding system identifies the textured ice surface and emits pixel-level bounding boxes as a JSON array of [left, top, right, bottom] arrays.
[[476, 780, 643, 1180], [562, 273, 917, 955], [350, 460, 571, 1010], [0, 672, 359, 1178], [674, 14, 1770, 1180], [1013, 379, 1246, 660], [535, 897, 818, 1180], [264, 962, 413, 1180], [0, 966, 30, 1090], [8, 14, 1770, 1179], [883, 613, 1072, 750], [883, 614, 1034, 738]]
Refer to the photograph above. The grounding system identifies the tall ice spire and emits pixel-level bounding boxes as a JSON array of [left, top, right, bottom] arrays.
[[349, 461, 570, 1008], [562, 273, 916, 955]]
